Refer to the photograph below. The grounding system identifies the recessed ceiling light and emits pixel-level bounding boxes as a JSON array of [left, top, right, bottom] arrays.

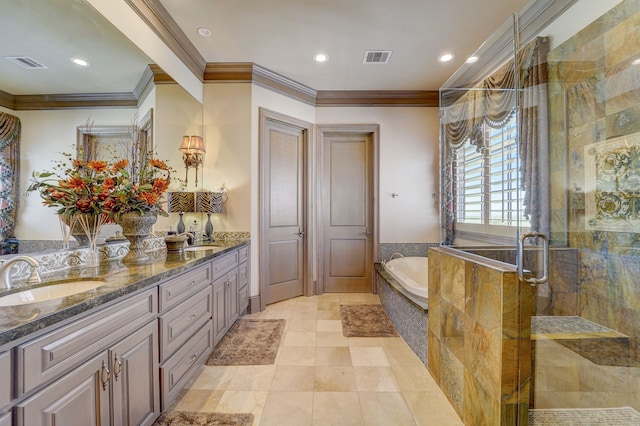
[[466, 56, 479, 64], [197, 27, 212, 37], [438, 53, 455, 63], [71, 58, 89, 67], [314, 53, 329, 63]]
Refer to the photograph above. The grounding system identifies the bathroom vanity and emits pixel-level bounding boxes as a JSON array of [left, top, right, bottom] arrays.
[[0, 240, 249, 426]]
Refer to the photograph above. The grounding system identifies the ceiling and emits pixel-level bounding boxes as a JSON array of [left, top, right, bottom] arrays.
[[0, 0, 531, 97]]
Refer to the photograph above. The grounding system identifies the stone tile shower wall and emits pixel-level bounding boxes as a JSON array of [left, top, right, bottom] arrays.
[[548, 0, 640, 364], [428, 247, 534, 425]]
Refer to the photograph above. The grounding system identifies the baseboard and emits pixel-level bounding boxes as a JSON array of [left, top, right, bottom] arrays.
[[248, 295, 261, 314]]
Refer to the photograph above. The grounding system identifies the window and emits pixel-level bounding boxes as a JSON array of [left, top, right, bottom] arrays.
[[453, 116, 530, 236]]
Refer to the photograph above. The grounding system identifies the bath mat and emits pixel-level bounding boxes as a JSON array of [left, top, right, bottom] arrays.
[[206, 319, 285, 365], [153, 411, 254, 425], [340, 304, 399, 337]]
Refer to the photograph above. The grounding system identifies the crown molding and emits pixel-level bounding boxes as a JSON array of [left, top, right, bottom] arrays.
[[124, 0, 206, 81], [11, 93, 138, 110], [316, 90, 439, 107], [0, 90, 15, 110]]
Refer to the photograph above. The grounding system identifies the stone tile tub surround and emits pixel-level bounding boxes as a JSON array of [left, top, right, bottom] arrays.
[[428, 246, 534, 426], [0, 239, 248, 346], [375, 263, 428, 366], [379, 242, 440, 261]]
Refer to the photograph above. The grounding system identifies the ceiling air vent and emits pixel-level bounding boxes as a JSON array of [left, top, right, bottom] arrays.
[[4, 56, 48, 69], [363, 50, 392, 64]]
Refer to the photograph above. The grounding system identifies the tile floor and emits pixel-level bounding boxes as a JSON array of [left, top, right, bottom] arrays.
[[169, 293, 464, 425]]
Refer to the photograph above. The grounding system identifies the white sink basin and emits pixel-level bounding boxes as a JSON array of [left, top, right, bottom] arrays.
[[0, 280, 106, 307]]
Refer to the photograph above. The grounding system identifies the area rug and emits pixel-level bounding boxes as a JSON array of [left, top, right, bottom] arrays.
[[206, 319, 285, 366], [153, 411, 254, 426], [340, 304, 399, 337]]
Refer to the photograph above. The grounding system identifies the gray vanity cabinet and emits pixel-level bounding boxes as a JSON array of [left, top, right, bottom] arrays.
[[212, 269, 238, 345], [0, 352, 10, 411], [0, 412, 10, 426], [13, 288, 159, 426], [109, 321, 159, 426], [16, 321, 158, 426], [15, 349, 111, 426]]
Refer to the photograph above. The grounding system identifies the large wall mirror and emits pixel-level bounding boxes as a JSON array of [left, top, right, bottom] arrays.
[[0, 0, 202, 253]]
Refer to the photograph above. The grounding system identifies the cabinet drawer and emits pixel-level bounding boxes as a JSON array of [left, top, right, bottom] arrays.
[[159, 286, 212, 361], [238, 246, 249, 264], [238, 262, 248, 289], [160, 320, 213, 409], [159, 262, 211, 311], [212, 251, 238, 281], [0, 352, 10, 409], [17, 288, 157, 396]]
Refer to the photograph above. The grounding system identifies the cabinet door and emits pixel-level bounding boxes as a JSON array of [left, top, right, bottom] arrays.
[[212, 278, 228, 345], [0, 352, 10, 410], [110, 321, 159, 426], [0, 412, 11, 426], [15, 351, 110, 426], [227, 269, 239, 326]]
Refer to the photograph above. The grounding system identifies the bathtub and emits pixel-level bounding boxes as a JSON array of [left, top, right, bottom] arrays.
[[384, 256, 428, 299]]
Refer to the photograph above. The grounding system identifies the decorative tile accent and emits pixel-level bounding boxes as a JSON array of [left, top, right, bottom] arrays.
[[214, 230, 250, 240], [585, 133, 640, 232], [379, 243, 439, 262]]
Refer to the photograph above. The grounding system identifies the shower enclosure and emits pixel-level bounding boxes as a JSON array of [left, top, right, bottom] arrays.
[[439, 0, 640, 423]]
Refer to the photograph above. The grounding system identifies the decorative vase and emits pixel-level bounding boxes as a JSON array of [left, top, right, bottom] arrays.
[[116, 211, 157, 264]]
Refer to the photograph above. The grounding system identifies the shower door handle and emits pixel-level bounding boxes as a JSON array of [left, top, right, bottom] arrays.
[[517, 231, 549, 286]]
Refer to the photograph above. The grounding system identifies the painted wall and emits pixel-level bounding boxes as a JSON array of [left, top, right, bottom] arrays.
[[316, 107, 440, 243]]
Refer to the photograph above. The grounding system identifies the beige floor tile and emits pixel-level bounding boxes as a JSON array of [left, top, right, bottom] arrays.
[[227, 365, 276, 391], [359, 391, 415, 426], [316, 308, 341, 320], [216, 390, 269, 425], [353, 366, 399, 392], [392, 366, 441, 392], [403, 391, 464, 425], [291, 310, 317, 321], [316, 331, 349, 347], [287, 319, 317, 332], [262, 310, 293, 321], [318, 300, 340, 310], [282, 331, 316, 347], [189, 366, 238, 390], [383, 345, 424, 367], [378, 336, 410, 347], [260, 392, 313, 426], [316, 319, 343, 332], [339, 294, 370, 304], [314, 366, 358, 391], [315, 347, 352, 366], [312, 392, 364, 426], [361, 294, 382, 304], [349, 337, 383, 347], [276, 346, 316, 366], [349, 347, 390, 366], [172, 389, 224, 413], [317, 294, 341, 302], [270, 366, 315, 391]]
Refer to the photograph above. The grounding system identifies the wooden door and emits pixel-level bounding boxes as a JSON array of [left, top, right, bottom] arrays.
[[319, 128, 377, 293], [110, 321, 159, 426], [260, 110, 310, 307], [15, 351, 110, 426]]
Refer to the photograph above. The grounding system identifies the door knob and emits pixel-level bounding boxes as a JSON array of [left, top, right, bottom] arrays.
[[297, 227, 305, 238]]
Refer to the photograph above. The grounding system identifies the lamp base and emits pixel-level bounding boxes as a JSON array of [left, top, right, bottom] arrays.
[[205, 213, 214, 241], [177, 213, 185, 234]]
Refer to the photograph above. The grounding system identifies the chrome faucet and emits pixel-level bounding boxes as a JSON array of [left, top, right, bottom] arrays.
[[388, 252, 405, 261], [0, 256, 41, 290]]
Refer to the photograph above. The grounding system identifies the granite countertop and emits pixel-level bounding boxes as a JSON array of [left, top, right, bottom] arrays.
[[0, 240, 248, 346]]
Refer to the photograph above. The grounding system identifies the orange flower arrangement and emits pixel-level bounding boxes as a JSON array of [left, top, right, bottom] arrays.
[[28, 125, 174, 221]]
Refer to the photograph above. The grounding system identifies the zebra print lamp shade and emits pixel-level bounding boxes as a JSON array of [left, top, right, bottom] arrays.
[[167, 191, 195, 234], [167, 191, 195, 213], [195, 191, 224, 214], [196, 191, 224, 239]]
